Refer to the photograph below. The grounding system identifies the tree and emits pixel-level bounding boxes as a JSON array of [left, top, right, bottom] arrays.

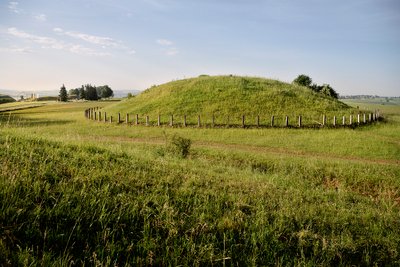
[[310, 83, 322, 92], [97, 85, 114, 98], [320, 84, 338, 99], [84, 84, 98, 100], [293, 75, 339, 99], [79, 86, 86, 100], [59, 84, 68, 102], [68, 88, 79, 96], [293, 74, 312, 88]]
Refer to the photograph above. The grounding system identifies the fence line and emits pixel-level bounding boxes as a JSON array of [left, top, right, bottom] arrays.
[[84, 107, 381, 129]]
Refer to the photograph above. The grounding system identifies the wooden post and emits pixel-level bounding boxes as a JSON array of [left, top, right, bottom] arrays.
[[146, 116, 149, 126], [104, 112, 107, 122], [322, 115, 326, 126], [342, 116, 346, 125], [369, 113, 372, 122], [363, 113, 366, 123], [126, 114, 129, 124], [285, 116, 288, 127], [333, 116, 336, 127], [257, 115, 260, 127], [110, 116, 113, 123], [135, 114, 139, 125], [357, 114, 360, 124], [373, 113, 376, 121], [349, 115, 353, 125], [157, 115, 161, 126], [298, 115, 302, 127], [242, 115, 245, 128], [183, 115, 187, 127], [271, 115, 274, 127], [118, 113, 121, 123], [170, 115, 174, 127], [198, 115, 201, 127], [98, 112, 101, 122], [94, 111, 97, 121]]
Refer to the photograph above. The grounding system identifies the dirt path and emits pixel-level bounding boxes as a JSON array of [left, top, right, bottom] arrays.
[[85, 135, 400, 167]]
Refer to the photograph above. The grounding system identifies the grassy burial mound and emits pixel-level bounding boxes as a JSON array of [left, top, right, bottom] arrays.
[[104, 75, 355, 126], [0, 94, 16, 104]]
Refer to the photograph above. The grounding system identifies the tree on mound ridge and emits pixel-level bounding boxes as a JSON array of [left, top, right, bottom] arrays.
[[293, 74, 339, 99]]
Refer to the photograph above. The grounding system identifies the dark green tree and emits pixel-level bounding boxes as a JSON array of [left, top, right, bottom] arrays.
[[310, 83, 322, 92], [293, 74, 313, 88], [97, 85, 114, 98], [320, 84, 338, 99], [79, 86, 86, 100], [294, 75, 339, 99], [84, 84, 98, 100], [68, 88, 78, 96], [59, 84, 68, 102]]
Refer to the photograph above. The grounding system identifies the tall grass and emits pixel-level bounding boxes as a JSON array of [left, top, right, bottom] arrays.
[[0, 100, 399, 265]]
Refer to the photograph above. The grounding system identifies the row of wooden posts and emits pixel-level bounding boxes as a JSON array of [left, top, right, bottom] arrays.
[[84, 108, 380, 128]]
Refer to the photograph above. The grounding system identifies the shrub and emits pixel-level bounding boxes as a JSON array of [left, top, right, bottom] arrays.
[[167, 134, 192, 158], [293, 74, 312, 87]]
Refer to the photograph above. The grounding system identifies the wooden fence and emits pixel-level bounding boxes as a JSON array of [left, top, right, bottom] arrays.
[[84, 107, 381, 129]]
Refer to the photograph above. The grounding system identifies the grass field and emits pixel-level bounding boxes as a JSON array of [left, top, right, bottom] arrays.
[[1, 99, 399, 265]]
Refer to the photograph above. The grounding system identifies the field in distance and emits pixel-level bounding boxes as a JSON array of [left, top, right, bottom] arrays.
[[0, 98, 399, 265]]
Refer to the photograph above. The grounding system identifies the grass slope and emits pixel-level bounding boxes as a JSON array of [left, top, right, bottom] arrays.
[[0, 94, 16, 104], [105, 76, 353, 119]]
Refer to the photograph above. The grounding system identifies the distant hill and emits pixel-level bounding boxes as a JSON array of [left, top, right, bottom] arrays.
[[104, 75, 354, 119], [0, 94, 16, 104]]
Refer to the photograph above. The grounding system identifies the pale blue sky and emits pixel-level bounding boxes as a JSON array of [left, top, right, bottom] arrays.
[[1, 0, 399, 96]]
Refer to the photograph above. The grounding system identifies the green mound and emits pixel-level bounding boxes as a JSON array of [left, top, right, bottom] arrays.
[[105, 75, 353, 121], [0, 94, 16, 104]]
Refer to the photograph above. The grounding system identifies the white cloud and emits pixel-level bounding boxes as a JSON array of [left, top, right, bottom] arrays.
[[0, 47, 32, 53], [166, 47, 179, 56], [156, 39, 178, 55], [7, 27, 110, 57], [157, 39, 173, 46], [8, 27, 65, 50], [53, 28, 63, 33], [54, 28, 121, 47], [34, 14, 47, 22], [8, 1, 21, 14], [54, 27, 136, 55], [69, 45, 110, 57]]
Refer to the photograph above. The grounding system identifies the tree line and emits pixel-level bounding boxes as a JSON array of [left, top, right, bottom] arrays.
[[59, 84, 114, 102], [293, 74, 338, 99]]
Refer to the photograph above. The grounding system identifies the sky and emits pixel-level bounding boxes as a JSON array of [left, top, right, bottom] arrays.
[[0, 0, 399, 96]]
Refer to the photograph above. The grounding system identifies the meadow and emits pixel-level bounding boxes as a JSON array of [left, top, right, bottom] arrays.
[[0, 99, 399, 265]]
